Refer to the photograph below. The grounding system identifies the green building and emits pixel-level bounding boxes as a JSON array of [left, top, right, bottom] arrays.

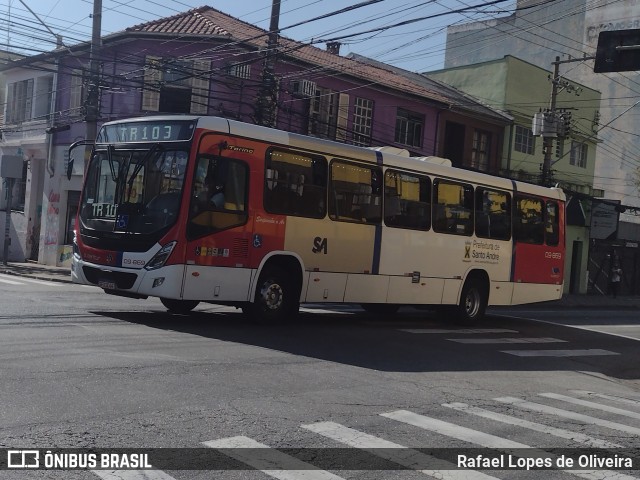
[[429, 55, 601, 294]]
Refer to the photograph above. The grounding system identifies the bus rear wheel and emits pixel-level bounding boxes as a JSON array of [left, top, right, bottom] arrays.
[[160, 298, 199, 314], [244, 266, 298, 323], [454, 278, 487, 325]]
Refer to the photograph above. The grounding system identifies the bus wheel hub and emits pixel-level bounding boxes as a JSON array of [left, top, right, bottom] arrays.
[[261, 283, 283, 310]]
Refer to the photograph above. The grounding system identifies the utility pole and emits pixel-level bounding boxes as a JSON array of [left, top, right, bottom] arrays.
[[84, 0, 102, 148], [541, 56, 560, 186], [256, 0, 281, 128], [535, 55, 593, 186]]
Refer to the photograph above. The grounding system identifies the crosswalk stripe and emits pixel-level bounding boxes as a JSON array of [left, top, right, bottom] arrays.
[[382, 410, 529, 448], [442, 402, 621, 448], [571, 390, 640, 407], [500, 349, 619, 357], [203, 436, 345, 480], [302, 421, 500, 480], [93, 471, 177, 480], [448, 337, 566, 344], [402, 328, 518, 334], [495, 397, 640, 436], [382, 410, 637, 480], [539, 393, 640, 420]]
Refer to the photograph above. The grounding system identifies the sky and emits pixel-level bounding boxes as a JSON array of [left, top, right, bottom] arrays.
[[2, 0, 517, 73]]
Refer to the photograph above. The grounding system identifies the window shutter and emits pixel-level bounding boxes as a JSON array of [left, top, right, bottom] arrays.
[[24, 79, 34, 121], [6, 82, 15, 123], [190, 59, 210, 115], [70, 69, 84, 112], [142, 56, 161, 112], [336, 93, 349, 142]]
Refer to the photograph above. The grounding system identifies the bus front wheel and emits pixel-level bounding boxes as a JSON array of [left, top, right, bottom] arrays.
[[160, 298, 199, 314], [244, 266, 299, 323], [454, 278, 487, 325]]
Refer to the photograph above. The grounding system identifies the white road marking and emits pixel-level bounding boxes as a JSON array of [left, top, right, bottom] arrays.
[[94, 471, 177, 480], [492, 314, 640, 343], [448, 337, 566, 344], [203, 436, 345, 480], [539, 392, 640, 420], [381, 410, 528, 448], [382, 409, 637, 480], [442, 402, 621, 448], [302, 421, 499, 480], [402, 328, 518, 334], [571, 390, 640, 407], [495, 397, 640, 436], [500, 349, 619, 357]]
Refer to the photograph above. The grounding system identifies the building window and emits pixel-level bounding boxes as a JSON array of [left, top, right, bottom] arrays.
[[471, 129, 490, 171], [395, 108, 423, 147], [142, 56, 210, 115], [514, 125, 534, 154], [352, 97, 373, 146], [228, 63, 251, 79], [5, 79, 33, 124], [570, 141, 587, 168], [69, 69, 86, 114], [309, 87, 338, 140]]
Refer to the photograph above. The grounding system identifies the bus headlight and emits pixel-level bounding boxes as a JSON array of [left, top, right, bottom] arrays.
[[145, 241, 177, 271], [73, 230, 82, 260]]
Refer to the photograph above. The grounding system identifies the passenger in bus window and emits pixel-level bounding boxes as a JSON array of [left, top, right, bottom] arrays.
[[204, 174, 225, 209]]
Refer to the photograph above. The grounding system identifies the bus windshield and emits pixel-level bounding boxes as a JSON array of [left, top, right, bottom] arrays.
[[79, 146, 189, 235]]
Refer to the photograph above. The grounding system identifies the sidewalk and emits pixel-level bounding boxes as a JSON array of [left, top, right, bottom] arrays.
[[1, 261, 73, 283], [1, 261, 639, 309]]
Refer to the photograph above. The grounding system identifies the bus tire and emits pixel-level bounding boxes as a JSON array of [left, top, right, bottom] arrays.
[[454, 278, 487, 325], [160, 298, 199, 314], [361, 304, 400, 315], [245, 266, 298, 323]]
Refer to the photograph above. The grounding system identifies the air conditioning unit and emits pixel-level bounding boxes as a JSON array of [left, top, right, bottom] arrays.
[[291, 79, 317, 97]]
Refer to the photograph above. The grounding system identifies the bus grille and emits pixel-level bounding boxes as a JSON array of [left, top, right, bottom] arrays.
[[232, 238, 249, 258], [83, 266, 138, 289]]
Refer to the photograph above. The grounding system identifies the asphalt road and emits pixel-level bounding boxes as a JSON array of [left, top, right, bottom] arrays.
[[1, 273, 639, 480]]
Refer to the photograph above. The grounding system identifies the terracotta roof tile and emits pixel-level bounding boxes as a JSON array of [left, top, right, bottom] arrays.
[[123, 6, 502, 111]]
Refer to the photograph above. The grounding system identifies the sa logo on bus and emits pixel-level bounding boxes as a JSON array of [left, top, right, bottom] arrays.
[[312, 237, 328, 254]]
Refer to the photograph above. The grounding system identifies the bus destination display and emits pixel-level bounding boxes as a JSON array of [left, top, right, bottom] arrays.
[[97, 120, 196, 143]]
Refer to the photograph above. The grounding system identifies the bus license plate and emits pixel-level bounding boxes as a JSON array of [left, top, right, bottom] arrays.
[[98, 280, 117, 289]]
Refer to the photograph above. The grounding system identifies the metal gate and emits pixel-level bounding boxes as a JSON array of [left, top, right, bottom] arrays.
[[587, 240, 639, 296]]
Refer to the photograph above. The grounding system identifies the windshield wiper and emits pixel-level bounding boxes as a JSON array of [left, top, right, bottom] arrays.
[[126, 143, 163, 200], [107, 145, 117, 182]]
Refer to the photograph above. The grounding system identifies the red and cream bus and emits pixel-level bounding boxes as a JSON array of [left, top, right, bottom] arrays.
[[70, 115, 565, 323]]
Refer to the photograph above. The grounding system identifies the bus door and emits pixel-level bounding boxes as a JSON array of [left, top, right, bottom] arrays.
[[181, 133, 256, 303], [512, 195, 564, 303]]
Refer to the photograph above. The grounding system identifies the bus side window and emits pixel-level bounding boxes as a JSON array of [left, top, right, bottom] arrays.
[[433, 179, 473, 236], [264, 149, 327, 219], [329, 160, 381, 224], [384, 169, 430, 230], [475, 188, 511, 240], [545, 201, 560, 246], [514, 195, 544, 244]]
